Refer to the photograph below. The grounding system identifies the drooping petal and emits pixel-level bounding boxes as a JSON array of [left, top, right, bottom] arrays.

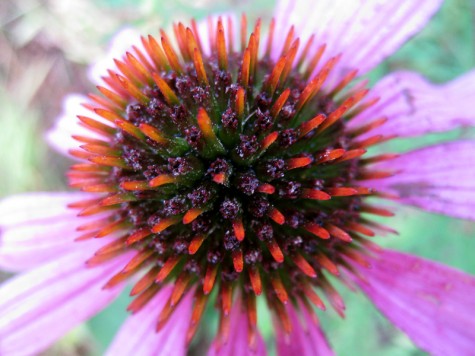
[[106, 287, 193, 356], [208, 295, 267, 356], [363, 141, 475, 220], [0, 249, 132, 356], [351, 249, 475, 356], [45, 94, 111, 157], [276, 303, 333, 356], [0, 192, 103, 271], [350, 70, 475, 137], [273, 0, 442, 81]]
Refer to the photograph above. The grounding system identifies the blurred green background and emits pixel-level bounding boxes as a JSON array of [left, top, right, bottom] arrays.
[[0, 0, 474, 355]]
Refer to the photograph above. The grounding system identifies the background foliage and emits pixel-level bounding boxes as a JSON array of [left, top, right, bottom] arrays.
[[1, 0, 474, 355]]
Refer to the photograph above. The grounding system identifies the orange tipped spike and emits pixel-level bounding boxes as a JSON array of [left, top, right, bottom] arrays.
[[346, 222, 375, 237], [188, 235, 205, 255], [240, 14, 247, 52], [327, 224, 352, 242], [240, 48, 251, 87], [126, 51, 152, 84], [122, 249, 154, 273], [265, 18, 275, 57], [77, 115, 115, 136], [305, 223, 330, 239], [96, 85, 127, 107], [221, 282, 233, 316], [127, 284, 160, 314], [316, 253, 339, 275], [248, 33, 258, 80], [115, 74, 149, 104], [89, 156, 129, 169], [326, 187, 359, 197], [95, 236, 127, 256], [100, 193, 136, 206], [296, 34, 315, 70], [336, 148, 366, 162], [362, 153, 399, 164], [361, 205, 395, 217], [319, 88, 369, 132], [266, 54, 287, 96], [192, 48, 209, 85], [144, 35, 169, 71], [149, 174, 176, 187], [268, 208, 285, 225], [286, 156, 313, 170], [292, 253, 317, 278], [216, 20, 228, 70], [95, 219, 130, 238], [270, 88, 290, 118], [281, 39, 299, 84], [330, 68, 358, 96], [303, 284, 326, 310], [120, 180, 150, 191], [151, 216, 181, 233], [126, 228, 152, 245], [103, 268, 136, 289], [301, 189, 331, 201], [315, 148, 346, 164], [197, 108, 218, 141], [261, 131, 278, 151], [266, 238, 284, 263], [81, 143, 120, 157], [151, 72, 180, 105], [191, 290, 207, 326], [155, 256, 180, 282], [303, 43, 326, 79], [139, 123, 169, 145], [130, 266, 160, 296], [257, 183, 275, 194], [232, 249, 244, 272], [248, 267, 262, 295], [299, 114, 326, 137], [161, 33, 183, 74], [183, 208, 205, 224], [203, 264, 218, 295], [114, 119, 145, 141], [235, 87, 245, 119], [271, 274, 289, 304], [233, 218, 245, 241], [296, 54, 340, 113], [170, 274, 191, 306]]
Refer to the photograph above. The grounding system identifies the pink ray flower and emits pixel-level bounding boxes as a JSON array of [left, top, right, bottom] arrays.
[[1, 0, 475, 355]]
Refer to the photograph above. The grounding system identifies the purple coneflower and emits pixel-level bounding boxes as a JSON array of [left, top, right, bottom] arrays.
[[1, 0, 475, 355]]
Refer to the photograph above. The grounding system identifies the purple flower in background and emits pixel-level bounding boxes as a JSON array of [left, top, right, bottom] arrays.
[[1, 0, 475, 355]]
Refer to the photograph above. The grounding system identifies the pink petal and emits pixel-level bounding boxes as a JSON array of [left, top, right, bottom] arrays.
[[363, 140, 475, 220], [208, 295, 267, 356], [88, 28, 143, 84], [0, 192, 104, 271], [276, 303, 333, 356], [0, 249, 132, 356], [106, 287, 193, 356], [351, 249, 475, 356], [350, 70, 475, 137], [273, 0, 442, 82], [45, 94, 111, 157]]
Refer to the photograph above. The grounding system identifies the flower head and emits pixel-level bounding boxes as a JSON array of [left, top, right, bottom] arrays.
[[65, 15, 394, 346], [2, 1, 475, 355]]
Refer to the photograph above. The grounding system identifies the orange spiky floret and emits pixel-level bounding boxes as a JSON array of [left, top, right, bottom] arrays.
[[68, 15, 399, 349]]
